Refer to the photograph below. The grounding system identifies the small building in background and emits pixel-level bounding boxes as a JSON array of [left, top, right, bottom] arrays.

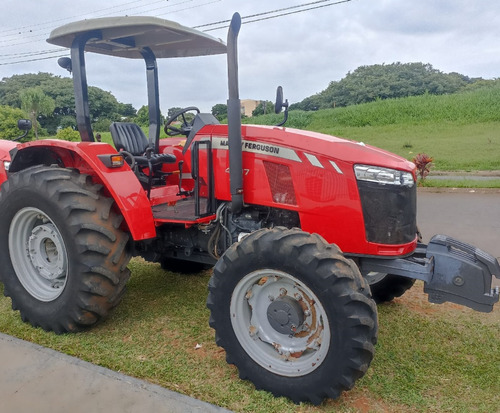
[[240, 99, 260, 117]]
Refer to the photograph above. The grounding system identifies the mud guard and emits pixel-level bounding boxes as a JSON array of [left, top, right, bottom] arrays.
[[0, 140, 18, 186], [7, 140, 156, 241]]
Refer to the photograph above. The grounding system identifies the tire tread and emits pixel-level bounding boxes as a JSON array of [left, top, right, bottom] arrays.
[[207, 227, 378, 405], [0, 165, 131, 333]]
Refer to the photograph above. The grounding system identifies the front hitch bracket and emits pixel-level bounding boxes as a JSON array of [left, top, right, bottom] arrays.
[[360, 234, 500, 312], [424, 235, 499, 312]]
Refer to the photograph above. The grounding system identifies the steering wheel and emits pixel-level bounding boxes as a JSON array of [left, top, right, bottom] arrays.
[[164, 106, 200, 136]]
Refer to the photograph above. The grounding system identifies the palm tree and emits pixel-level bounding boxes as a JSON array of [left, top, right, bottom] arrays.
[[20, 87, 55, 139]]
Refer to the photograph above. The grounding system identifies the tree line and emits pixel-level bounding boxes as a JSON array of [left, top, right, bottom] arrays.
[[0, 72, 136, 139], [0, 62, 493, 139], [289, 62, 485, 111], [210, 62, 491, 120], [0, 72, 214, 140]]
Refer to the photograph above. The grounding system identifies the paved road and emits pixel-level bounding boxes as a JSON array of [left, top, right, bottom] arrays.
[[417, 189, 500, 259], [0, 333, 231, 413]]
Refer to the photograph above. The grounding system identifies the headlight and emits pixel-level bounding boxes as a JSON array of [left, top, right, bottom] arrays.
[[354, 164, 414, 187], [3, 161, 10, 171]]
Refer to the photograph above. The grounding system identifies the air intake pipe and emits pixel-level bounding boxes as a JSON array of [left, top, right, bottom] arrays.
[[226, 13, 243, 214]]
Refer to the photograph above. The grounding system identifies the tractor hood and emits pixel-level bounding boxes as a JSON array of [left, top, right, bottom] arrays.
[[240, 125, 415, 172]]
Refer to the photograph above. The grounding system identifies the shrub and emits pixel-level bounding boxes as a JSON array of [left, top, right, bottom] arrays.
[[93, 118, 113, 132], [59, 116, 77, 130], [56, 127, 80, 142], [0, 105, 32, 140], [413, 153, 433, 181]]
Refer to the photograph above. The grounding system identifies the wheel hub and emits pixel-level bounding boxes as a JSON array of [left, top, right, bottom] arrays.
[[364, 271, 387, 285], [267, 296, 304, 335], [9, 207, 69, 301], [230, 270, 330, 377], [28, 223, 66, 280]]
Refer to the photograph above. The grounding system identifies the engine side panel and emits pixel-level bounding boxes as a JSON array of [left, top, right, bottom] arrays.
[[206, 124, 417, 256]]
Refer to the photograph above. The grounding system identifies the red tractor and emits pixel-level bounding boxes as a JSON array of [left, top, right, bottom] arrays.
[[0, 13, 498, 404]]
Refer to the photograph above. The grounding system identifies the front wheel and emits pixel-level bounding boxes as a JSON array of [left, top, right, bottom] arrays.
[[207, 227, 378, 404], [0, 165, 131, 333]]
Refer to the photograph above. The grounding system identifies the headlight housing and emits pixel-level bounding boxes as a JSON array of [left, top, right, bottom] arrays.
[[354, 164, 414, 187]]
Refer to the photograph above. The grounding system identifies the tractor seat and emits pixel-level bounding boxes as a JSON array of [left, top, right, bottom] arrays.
[[110, 122, 175, 165]]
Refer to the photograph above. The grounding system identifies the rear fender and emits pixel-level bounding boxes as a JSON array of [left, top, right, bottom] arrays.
[[8, 140, 156, 241], [0, 140, 18, 186]]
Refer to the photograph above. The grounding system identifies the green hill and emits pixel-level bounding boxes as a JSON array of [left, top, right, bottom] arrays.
[[247, 85, 500, 171]]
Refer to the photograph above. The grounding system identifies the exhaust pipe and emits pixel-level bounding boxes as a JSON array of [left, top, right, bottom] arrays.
[[226, 13, 243, 214]]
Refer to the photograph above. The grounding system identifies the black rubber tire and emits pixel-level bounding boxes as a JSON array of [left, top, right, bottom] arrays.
[[207, 227, 378, 405], [368, 273, 416, 304], [0, 165, 131, 334]]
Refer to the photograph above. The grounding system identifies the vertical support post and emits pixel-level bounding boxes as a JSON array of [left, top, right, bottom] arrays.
[[70, 31, 101, 142], [141, 47, 160, 152], [192, 140, 216, 217], [226, 13, 243, 214]]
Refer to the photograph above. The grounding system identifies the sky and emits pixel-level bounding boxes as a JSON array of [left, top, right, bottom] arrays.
[[0, 0, 499, 114]]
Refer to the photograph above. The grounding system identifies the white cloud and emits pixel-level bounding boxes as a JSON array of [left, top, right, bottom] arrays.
[[1, 0, 499, 113]]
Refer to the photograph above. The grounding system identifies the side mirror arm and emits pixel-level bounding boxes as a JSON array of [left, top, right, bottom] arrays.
[[13, 119, 32, 141], [275, 86, 289, 127]]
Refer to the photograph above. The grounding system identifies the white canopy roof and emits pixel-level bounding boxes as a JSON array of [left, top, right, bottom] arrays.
[[47, 16, 226, 59]]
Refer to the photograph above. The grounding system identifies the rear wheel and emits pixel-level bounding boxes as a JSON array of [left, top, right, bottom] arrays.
[[0, 165, 131, 333], [207, 227, 377, 404]]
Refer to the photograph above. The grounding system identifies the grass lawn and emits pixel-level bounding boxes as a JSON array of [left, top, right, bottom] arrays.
[[2, 88, 499, 409], [1, 259, 498, 412], [421, 178, 500, 188], [308, 121, 500, 172], [248, 87, 500, 173]]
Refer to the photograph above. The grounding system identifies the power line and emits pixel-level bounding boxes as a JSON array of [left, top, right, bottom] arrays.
[[0, 0, 354, 66], [156, 0, 221, 17], [0, 0, 213, 52], [195, 0, 349, 29], [0, 53, 68, 66], [0, 0, 141, 36], [0, 0, 197, 47], [202, 0, 353, 32], [0, 0, 171, 36], [1, 49, 63, 58], [93, 0, 201, 19], [245, 0, 353, 25]]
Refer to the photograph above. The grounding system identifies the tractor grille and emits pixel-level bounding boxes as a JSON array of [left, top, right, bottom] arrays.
[[357, 181, 417, 245], [263, 161, 297, 205]]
